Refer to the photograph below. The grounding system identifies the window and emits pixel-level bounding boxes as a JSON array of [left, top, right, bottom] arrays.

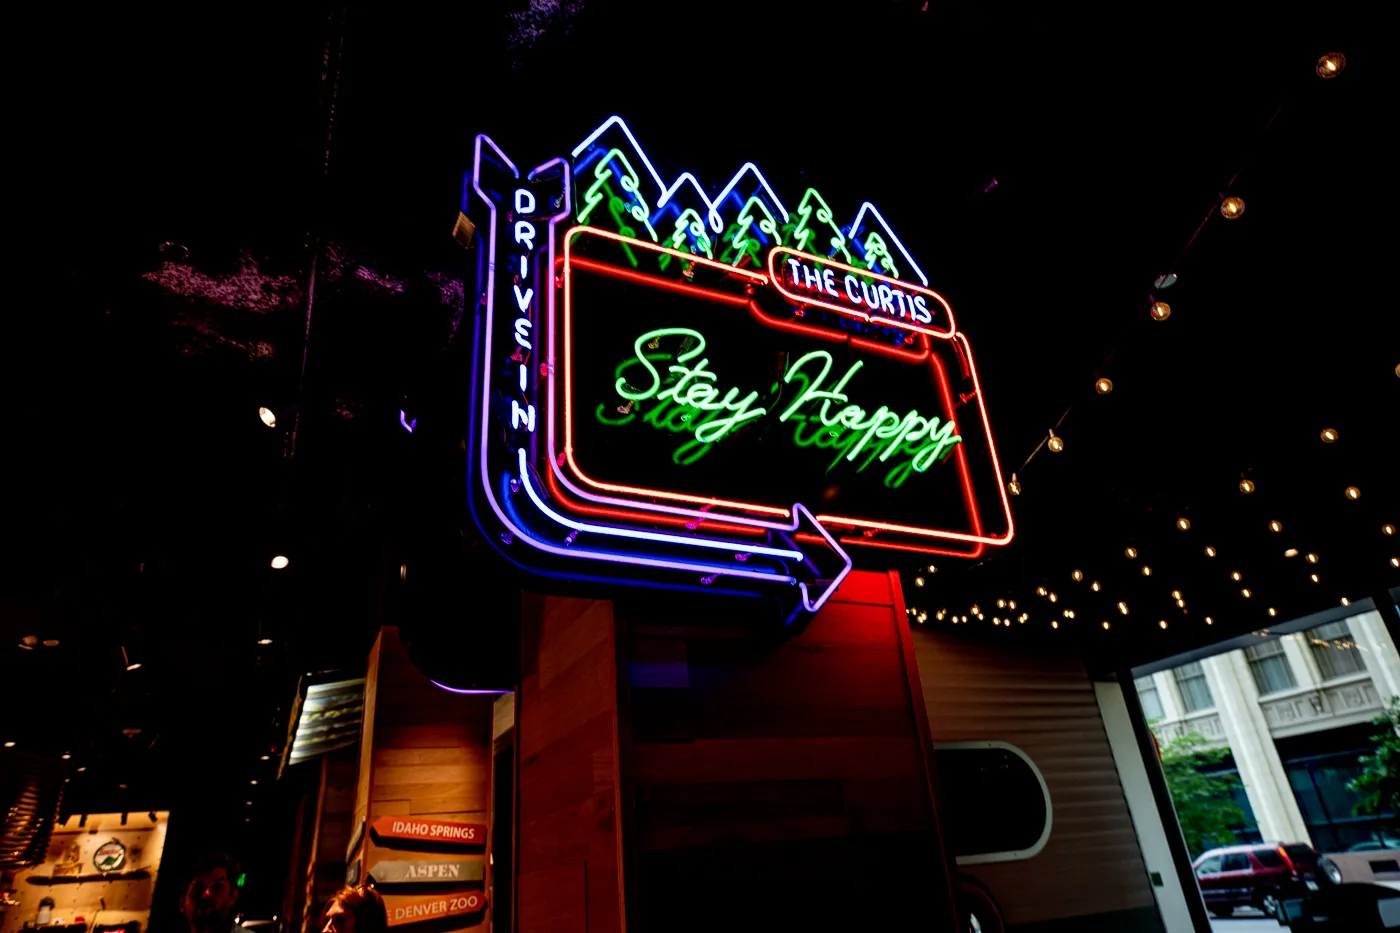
[[1173, 661, 1214, 712], [1307, 621, 1367, 680], [933, 742, 1051, 863], [1253, 848, 1286, 868], [1221, 852, 1250, 872], [1195, 855, 1223, 876], [1244, 639, 1297, 695], [1136, 676, 1165, 720]]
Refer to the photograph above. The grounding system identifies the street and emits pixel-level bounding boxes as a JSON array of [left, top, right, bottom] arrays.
[[1210, 907, 1279, 932]]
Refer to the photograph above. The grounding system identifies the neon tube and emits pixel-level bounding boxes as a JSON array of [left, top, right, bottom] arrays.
[[846, 202, 929, 286], [711, 162, 791, 224], [767, 246, 956, 338]]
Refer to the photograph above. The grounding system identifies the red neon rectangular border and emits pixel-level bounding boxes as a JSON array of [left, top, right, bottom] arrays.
[[767, 246, 957, 338], [556, 226, 1013, 548]]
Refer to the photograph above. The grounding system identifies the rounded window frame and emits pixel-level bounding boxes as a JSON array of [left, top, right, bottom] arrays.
[[934, 740, 1053, 864]]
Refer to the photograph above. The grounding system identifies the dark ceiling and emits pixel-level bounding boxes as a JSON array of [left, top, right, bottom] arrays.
[[4, 0, 1395, 889]]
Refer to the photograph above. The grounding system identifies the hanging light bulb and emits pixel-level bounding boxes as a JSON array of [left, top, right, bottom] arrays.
[[1102, 621, 1110, 630], [1390, 557, 1399, 568], [914, 577, 925, 587], [1239, 478, 1255, 494], [1159, 620, 1168, 629], [997, 598, 1006, 608], [1177, 599, 1186, 608], [1383, 524, 1395, 536], [271, 555, 290, 570], [1269, 520, 1283, 533], [1311, 574, 1320, 582], [928, 565, 938, 573], [1345, 486, 1360, 500], [1008, 473, 1022, 496], [1172, 590, 1182, 599], [1052, 620, 1059, 629], [1268, 607, 1277, 617], [1320, 428, 1338, 443], [1241, 588, 1252, 598], [1141, 565, 1152, 576], [1285, 548, 1299, 558], [1205, 546, 1217, 557], [1231, 571, 1242, 581], [1072, 570, 1083, 581], [1341, 597, 1350, 607], [1125, 546, 1138, 558], [1048, 592, 1058, 603], [1316, 52, 1346, 78], [1091, 581, 1101, 592], [1219, 197, 1246, 219], [258, 407, 278, 428], [1205, 616, 1214, 625], [1150, 301, 1171, 321], [1047, 430, 1064, 453], [1008, 600, 1016, 610], [1095, 377, 1113, 395], [1177, 517, 1191, 531], [1118, 601, 1129, 615]]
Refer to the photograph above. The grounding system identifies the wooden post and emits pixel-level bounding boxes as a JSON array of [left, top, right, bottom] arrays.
[[351, 628, 495, 930]]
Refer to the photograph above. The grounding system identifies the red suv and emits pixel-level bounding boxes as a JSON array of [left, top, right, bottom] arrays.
[[1192, 843, 1321, 918]]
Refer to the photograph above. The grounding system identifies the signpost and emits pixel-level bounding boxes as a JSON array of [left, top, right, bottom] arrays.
[[466, 116, 1013, 615], [368, 860, 486, 885], [370, 817, 486, 847], [384, 893, 487, 928]]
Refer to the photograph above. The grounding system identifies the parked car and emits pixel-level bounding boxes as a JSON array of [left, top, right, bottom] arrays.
[[1193, 842, 1321, 918], [1317, 835, 1400, 888]]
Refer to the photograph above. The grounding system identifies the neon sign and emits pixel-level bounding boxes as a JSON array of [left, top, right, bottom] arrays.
[[466, 116, 1012, 617]]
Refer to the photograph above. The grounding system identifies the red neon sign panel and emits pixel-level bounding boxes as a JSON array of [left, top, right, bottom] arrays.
[[553, 226, 1013, 555]]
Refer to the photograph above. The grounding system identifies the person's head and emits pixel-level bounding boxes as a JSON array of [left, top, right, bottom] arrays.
[[182, 853, 241, 933], [321, 886, 385, 933]]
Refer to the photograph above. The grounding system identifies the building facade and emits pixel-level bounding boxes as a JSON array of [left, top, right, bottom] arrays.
[[1137, 609, 1400, 854]]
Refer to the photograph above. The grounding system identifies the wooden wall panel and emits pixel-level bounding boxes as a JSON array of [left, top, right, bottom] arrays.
[[910, 629, 1157, 927], [621, 570, 957, 931], [515, 594, 625, 933], [351, 629, 494, 929]]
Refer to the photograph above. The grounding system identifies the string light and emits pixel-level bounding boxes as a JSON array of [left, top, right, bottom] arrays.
[[1095, 377, 1113, 394], [1390, 557, 1399, 568], [1268, 608, 1277, 617], [1231, 571, 1242, 581], [1008, 600, 1016, 610], [1269, 520, 1283, 533], [1102, 621, 1110, 630], [1048, 592, 1059, 603], [928, 565, 938, 573], [1205, 616, 1214, 625], [1341, 597, 1350, 607], [258, 407, 277, 428], [914, 577, 925, 587], [1008, 474, 1022, 496], [1125, 547, 1138, 558], [1118, 601, 1129, 615], [1311, 574, 1319, 582], [1320, 428, 1338, 443], [1219, 197, 1246, 219], [1285, 548, 1299, 558], [1316, 52, 1346, 78], [1052, 621, 1059, 629], [1177, 517, 1191, 531], [1141, 565, 1152, 576], [1345, 486, 1360, 500], [1037, 586, 1048, 596], [271, 555, 290, 569], [1047, 430, 1064, 453], [1239, 478, 1255, 494], [1159, 620, 1168, 629], [1306, 553, 1318, 563], [1172, 590, 1182, 599], [997, 599, 1006, 608], [1072, 569, 1083, 581], [1383, 524, 1395, 536], [1205, 546, 1217, 557], [1150, 301, 1171, 322], [1241, 588, 1252, 598], [1176, 599, 1186, 608], [1091, 581, 1101, 592]]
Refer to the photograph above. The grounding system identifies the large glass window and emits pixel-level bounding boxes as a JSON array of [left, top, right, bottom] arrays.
[[1136, 675, 1165, 720], [1173, 661, 1214, 712], [1244, 639, 1297, 695], [1307, 621, 1366, 680]]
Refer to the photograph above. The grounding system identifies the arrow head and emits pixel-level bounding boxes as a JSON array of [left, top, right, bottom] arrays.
[[785, 503, 852, 615]]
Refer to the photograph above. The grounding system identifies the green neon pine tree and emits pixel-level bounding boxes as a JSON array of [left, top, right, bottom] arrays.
[[576, 148, 659, 266], [719, 196, 782, 269], [861, 231, 899, 279], [789, 188, 852, 263]]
